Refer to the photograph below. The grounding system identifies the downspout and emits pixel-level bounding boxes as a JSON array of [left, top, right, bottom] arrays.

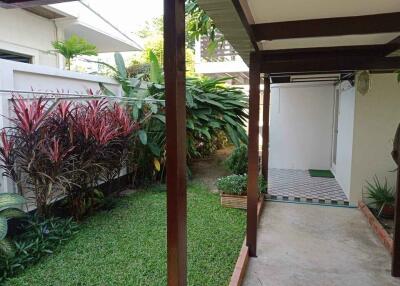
[[52, 19, 65, 69]]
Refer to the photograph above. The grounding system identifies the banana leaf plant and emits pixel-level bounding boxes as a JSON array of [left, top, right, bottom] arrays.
[[98, 51, 248, 182], [0, 193, 26, 257]]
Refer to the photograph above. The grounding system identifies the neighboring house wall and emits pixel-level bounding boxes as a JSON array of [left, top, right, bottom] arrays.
[[0, 8, 59, 67], [348, 73, 400, 203], [334, 81, 356, 199], [269, 83, 335, 170]]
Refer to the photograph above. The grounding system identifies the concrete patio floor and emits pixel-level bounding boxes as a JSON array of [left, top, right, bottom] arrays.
[[243, 201, 399, 286]]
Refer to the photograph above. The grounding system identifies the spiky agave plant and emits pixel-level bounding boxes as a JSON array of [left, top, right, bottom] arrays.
[[0, 193, 26, 257]]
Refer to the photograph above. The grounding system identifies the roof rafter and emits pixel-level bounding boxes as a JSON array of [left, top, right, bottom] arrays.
[[252, 12, 400, 41], [260, 44, 400, 74]]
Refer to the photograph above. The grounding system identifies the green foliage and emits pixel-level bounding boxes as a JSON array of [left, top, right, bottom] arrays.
[[216, 174, 267, 196], [0, 193, 25, 258], [99, 52, 248, 184], [0, 215, 78, 282], [185, 0, 222, 52], [7, 185, 245, 285], [365, 176, 395, 215], [139, 36, 196, 76], [225, 145, 248, 175], [52, 35, 97, 70]]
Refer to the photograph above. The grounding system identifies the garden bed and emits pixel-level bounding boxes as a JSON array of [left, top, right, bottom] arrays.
[[358, 201, 393, 255], [6, 184, 246, 286]]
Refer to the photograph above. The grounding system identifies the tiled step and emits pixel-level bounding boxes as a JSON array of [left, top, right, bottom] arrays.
[[265, 194, 350, 206]]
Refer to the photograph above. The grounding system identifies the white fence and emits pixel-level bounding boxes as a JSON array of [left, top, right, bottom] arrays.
[[0, 59, 122, 194]]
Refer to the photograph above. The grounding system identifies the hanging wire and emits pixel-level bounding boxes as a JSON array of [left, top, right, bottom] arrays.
[[0, 89, 165, 103]]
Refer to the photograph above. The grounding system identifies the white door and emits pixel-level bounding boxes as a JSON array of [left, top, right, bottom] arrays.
[[331, 88, 340, 173]]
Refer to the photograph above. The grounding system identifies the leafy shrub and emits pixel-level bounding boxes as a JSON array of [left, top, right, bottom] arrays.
[[216, 174, 267, 196], [99, 52, 248, 183], [0, 194, 26, 258], [365, 176, 395, 216], [0, 95, 137, 219], [0, 215, 78, 282], [225, 145, 248, 175]]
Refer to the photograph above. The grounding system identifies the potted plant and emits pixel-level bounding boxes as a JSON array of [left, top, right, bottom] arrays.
[[216, 174, 266, 209], [365, 176, 395, 218]]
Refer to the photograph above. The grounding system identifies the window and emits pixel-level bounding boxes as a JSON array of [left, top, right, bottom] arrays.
[[0, 50, 32, 63]]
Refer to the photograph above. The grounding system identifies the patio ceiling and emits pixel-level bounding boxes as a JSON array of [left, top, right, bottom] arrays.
[[197, 0, 400, 74]]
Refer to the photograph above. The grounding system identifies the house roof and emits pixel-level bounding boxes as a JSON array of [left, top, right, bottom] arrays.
[[1, 0, 142, 53], [49, 1, 142, 53], [197, 0, 400, 74]]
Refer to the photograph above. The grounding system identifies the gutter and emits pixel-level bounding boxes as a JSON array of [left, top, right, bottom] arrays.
[[78, 0, 143, 50]]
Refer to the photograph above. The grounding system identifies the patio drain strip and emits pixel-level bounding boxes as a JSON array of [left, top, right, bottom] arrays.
[[265, 194, 351, 207]]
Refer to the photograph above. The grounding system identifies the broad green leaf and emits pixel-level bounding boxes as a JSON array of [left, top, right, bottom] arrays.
[[200, 129, 211, 139], [0, 239, 14, 257], [226, 125, 240, 147], [0, 208, 26, 219], [148, 143, 161, 157], [187, 120, 195, 130], [202, 99, 225, 109], [114, 53, 127, 79], [138, 130, 148, 145], [0, 217, 7, 240], [153, 114, 166, 123], [149, 50, 162, 84], [99, 83, 116, 97], [223, 115, 237, 126], [150, 104, 158, 114], [0, 194, 25, 209], [132, 106, 139, 121]]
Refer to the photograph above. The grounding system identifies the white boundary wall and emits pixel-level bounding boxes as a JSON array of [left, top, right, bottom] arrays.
[[0, 59, 122, 194]]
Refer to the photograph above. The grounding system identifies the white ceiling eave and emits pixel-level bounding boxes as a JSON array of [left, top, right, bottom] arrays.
[[198, 0, 400, 65], [197, 0, 253, 65], [56, 19, 141, 53]]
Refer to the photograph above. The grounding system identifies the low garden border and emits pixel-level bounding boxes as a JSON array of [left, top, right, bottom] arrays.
[[358, 201, 393, 255], [229, 197, 265, 286]]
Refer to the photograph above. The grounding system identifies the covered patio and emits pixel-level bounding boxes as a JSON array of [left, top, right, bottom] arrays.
[[197, 0, 400, 283], [1, 0, 400, 285]]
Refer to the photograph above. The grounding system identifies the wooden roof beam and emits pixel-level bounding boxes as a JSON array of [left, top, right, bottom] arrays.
[[252, 12, 400, 41], [261, 56, 400, 74]]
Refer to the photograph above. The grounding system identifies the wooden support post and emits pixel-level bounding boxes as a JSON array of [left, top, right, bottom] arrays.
[[392, 168, 400, 277], [164, 1, 187, 285], [247, 52, 261, 257], [261, 76, 270, 183]]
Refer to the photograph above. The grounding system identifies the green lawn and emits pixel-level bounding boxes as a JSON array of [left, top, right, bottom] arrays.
[[7, 184, 245, 286]]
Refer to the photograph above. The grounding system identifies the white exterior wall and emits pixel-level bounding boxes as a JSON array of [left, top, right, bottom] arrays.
[[348, 73, 400, 203], [0, 8, 59, 67], [334, 81, 355, 199], [269, 82, 335, 170]]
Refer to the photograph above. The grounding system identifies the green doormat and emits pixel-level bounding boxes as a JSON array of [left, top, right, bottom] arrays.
[[308, 169, 335, 178]]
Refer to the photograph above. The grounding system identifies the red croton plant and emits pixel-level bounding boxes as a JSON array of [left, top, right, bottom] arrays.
[[0, 94, 138, 219]]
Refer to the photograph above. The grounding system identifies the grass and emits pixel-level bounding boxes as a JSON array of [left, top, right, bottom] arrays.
[[7, 184, 246, 286]]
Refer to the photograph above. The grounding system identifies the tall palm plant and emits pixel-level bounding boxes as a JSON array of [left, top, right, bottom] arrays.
[[52, 35, 97, 70]]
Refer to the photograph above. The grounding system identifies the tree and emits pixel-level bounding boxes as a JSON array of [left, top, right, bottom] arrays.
[[185, 0, 223, 52], [52, 35, 98, 70]]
